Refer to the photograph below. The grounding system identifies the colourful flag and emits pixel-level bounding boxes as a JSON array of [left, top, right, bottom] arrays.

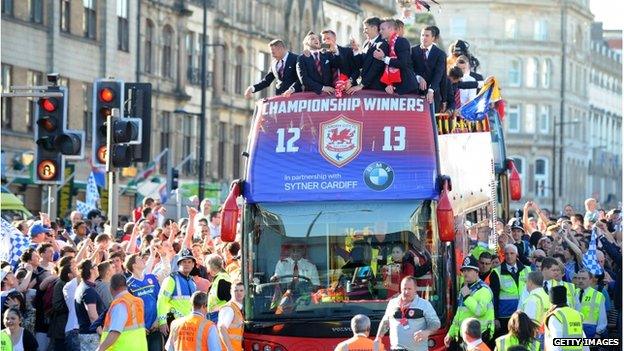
[[0, 218, 32, 268], [158, 182, 169, 204], [582, 228, 604, 276], [91, 166, 106, 187], [76, 200, 95, 217], [86, 171, 100, 208], [459, 77, 502, 121], [128, 149, 167, 186]]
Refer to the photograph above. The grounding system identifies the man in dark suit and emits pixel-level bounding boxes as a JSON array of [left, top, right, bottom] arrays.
[[321, 29, 357, 89], [372, 18, 419, 95], [410, 26, 447, 112], [347, 17, 386, 94], [296, 32, 339, 95], [245, 39, 302, 98]]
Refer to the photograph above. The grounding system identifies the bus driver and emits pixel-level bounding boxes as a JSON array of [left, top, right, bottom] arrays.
[[271, 240, 321, 287]]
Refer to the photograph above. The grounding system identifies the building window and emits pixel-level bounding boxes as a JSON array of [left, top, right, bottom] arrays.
[[218, 122, 227, 179], [2, 0, 13, 16], [450, 17, 466, 37], [257, 51, 270, 98], [508, 59, 521, 87], [507, 104, 520, 133], [534, 20, 548, 41], [182, 116, 192, 175], [117, 0, 129, 51], [235, 46, 244, 94], [30, 0, 43, 24], [221, 45, 229, 92], [162, 25, 174, 78], [526, 57, 539, 87], [83, 0, 97, 39], [1, 64, 12, 130], [542, 59, 552, 88], [233, 125, 242, 179], [26, 70, 43, 133], [186, 31, 200, 85], [160, 112, 171, 173], [524, 104, 536, 133], [534, 158, 548, 197], [505, 19, 517, 39], [83, 83, 93, 142], [539, 105, 550, 134], [144, 20, 153, 73], [60, 0, 70, 32]]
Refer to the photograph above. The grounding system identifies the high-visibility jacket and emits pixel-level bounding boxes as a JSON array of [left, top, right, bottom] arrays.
[[495, 334, 540, 351], [543, 307, 584, 351], [492, 265, 529, 318], [470, 244, 495, 261], [335, 334, 386, 351], [100, 291, 148, 351], [0, 330, 12, 351], [576, 286, 605, 337], [208, 271, 231, 313], [448, 280, 495, 339], [518, 288, 550, 331], [220, 301, 243, 351], [157, 272, 196, 325], [167, 313, 215, 351], [548, 280, 577, 308]]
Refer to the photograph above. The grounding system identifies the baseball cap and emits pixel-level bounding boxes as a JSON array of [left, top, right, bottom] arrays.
[[28, 221, 50, 238]]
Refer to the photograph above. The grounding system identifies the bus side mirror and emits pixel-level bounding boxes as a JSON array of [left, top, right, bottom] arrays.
[[437, 176, 455, 242], [220, 180, 242, 243], [507, 159, 522, 201]]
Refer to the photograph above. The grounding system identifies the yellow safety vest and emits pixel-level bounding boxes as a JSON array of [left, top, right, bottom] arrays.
[[495, 334, 540, 351], [549, 280, 577, 308], [0, 330, 12, 351], [576, 287, 604, 325], [544, 307, 584, 351], [493, 266, 528, 317], [208, 271, 231, 312], [519, 288, 551, 326]]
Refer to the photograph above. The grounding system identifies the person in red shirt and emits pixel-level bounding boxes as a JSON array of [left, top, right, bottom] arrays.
[[382, 245, 415, 297]]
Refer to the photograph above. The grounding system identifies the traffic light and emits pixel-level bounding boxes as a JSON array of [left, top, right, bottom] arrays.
[[93, 79, 124, 167], [169, 168, 179, 191], [109, 109, 142, 169], [124, 83, 152, 163], [34, 86, 85, 184]]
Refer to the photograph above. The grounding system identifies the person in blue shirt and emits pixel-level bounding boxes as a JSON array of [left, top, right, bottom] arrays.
[[126, 253, 161, 351]]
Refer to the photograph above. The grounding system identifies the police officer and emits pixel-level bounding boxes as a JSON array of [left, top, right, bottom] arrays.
[[271, 240, 320, 287], [157, 249, 197, 336], [489, 244, 529, 337], [165, 291, 221, 351], [543, 285, 588, 351], [445, 256, 495, 351], [574, 269, 607, 338], [98, 274, 148, 351]]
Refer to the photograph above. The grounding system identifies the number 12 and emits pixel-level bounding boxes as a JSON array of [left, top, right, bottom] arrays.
[[276, 128, 300, 153]]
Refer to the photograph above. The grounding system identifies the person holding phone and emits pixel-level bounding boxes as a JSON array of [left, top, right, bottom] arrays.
[[296, 31, 340, 95]]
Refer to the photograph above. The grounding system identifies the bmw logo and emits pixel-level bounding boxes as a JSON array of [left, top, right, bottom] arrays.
[[363, 162, 394, 191]]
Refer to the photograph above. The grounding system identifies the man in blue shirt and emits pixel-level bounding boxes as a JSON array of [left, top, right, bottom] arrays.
[[126, 253, 161, 351]]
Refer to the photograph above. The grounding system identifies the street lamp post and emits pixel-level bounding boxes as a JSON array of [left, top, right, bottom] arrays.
[[551, 119, 580, 213]]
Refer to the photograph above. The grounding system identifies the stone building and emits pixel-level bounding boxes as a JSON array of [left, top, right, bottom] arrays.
[[432, 0, 602, 212], [587, 23, 622, 208]]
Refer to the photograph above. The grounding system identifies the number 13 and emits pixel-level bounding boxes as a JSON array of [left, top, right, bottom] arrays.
[[382, 126, 405, 151]]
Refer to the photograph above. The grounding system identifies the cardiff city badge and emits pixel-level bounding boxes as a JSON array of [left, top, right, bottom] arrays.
[[319, 115, 362, 167], [363, 162, 394, 191]]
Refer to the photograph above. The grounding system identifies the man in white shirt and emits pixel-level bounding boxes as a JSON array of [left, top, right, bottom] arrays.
[[218, 281, 245, 351], [544, 285, 589, 351], [272, 241, 320, 287], [518, 271, 551, 332]]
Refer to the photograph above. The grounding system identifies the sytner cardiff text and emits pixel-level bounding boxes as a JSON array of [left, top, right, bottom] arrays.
[[261, 97, 425, 115]]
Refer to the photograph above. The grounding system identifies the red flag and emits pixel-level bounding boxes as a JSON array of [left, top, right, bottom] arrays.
[[334, 73, 349, 97], [495, 99, 506, 121], [380, 33, 402, 86]]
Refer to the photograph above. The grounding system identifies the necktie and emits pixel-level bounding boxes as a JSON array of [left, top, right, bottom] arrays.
[[363, 40, 370, 53], [277, 59, 284, 79], [422, 47, 429, 61], [510, 267, 516, 274], [454, 87, 461, 109], [314, 53, 322, 75], [293, 261, 299, 277], [543, 281, 548, 293], [579, 289, 584, 302]]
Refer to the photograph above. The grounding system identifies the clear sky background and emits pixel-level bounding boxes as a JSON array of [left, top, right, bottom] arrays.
[[590, 0, 623, 30]]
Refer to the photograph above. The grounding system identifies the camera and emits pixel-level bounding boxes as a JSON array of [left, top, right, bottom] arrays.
[[320, 43, 331, 50]]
